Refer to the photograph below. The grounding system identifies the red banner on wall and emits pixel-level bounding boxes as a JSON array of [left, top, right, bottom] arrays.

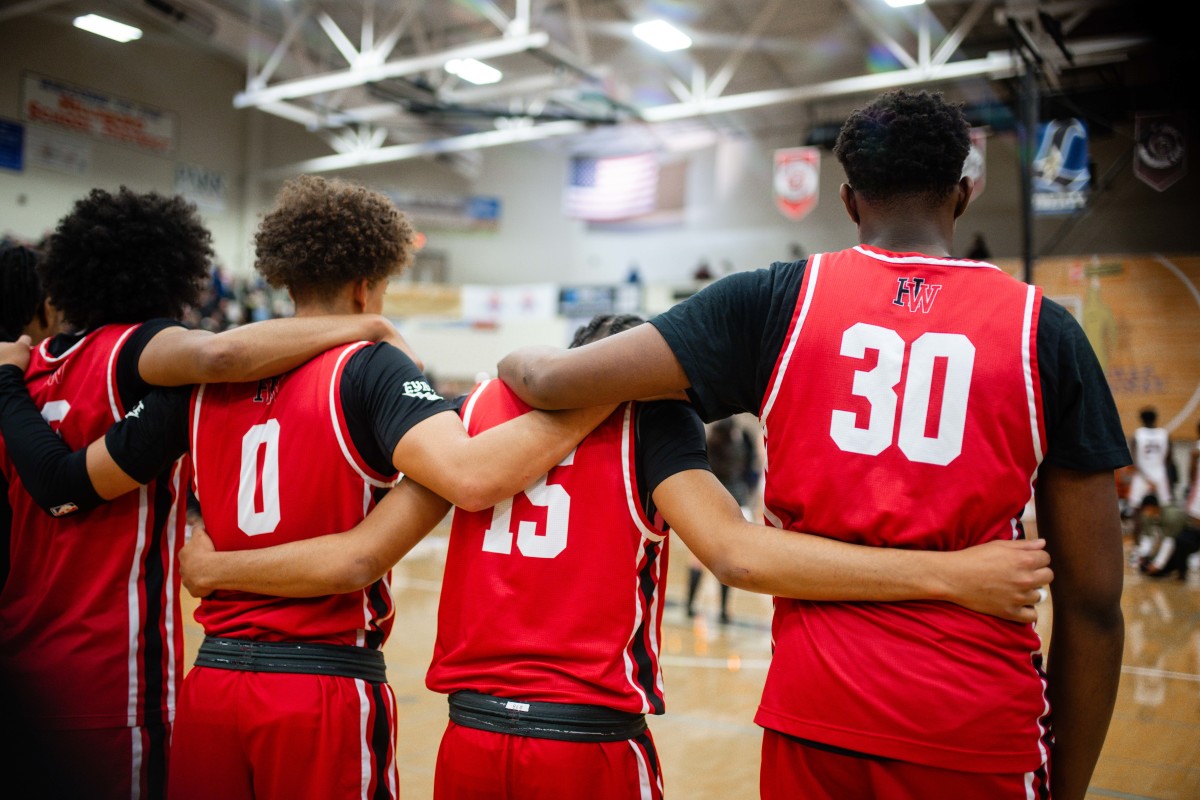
[[774, 147, 820, 221], [1134, 112, 1187, 192]]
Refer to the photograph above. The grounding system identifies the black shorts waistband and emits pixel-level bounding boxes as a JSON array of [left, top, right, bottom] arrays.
[[196, 636, 387, 684], [447, 690, 647, 743]]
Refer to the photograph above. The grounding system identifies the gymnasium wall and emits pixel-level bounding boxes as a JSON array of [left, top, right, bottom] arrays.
[[4, 11, 1200, 283], [2, 12, 1199, 448], [0, 15, 248, 271], [996, 253, 1200, 441]]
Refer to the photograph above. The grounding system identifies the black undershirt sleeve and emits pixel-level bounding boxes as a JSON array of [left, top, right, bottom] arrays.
[[114, 318, 185, 411], [0, 364, 102, 516], [635, 400, 711, 523], [1035, 299, 1132, 471], [339, 343, 457, 475], [104, 388, 193, 484], [650, 261, 805, 422]]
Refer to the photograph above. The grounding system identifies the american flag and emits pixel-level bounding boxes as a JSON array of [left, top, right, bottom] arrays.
[[563, 153, 660, 221]]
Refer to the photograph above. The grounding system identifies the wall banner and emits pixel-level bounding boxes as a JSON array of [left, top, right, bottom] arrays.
[[773, 146, 820, 221], [963, 127, 987, 202], [21, 72, 177, 156], [1134, 112, 1187, 192], [385, 191, 501, 232], [0, 118, 24, 172], [1032, 118, 1090, 215], [26, 126, 91, 175], [175, 164, 228, 212]]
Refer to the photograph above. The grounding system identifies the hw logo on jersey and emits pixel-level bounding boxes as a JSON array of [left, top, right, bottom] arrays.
[[253, 377, 280, 404], [893, 277, 942, 313]]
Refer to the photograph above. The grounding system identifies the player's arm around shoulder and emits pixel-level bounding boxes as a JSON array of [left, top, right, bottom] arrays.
[[181, 478, 451, 598], [391, 401, 614, 512], [135, 313, 401, 386], [0, 362, 189, 515], [654, 468, 1050, 622], [498, 323, 689, 410]]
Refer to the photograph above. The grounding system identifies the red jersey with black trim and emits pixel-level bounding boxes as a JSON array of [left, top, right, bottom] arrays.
[[189, 342, 398, 647], [755, 245, 1049, 773], [426, 379, 669, 714], [0, 324, 189, 729]]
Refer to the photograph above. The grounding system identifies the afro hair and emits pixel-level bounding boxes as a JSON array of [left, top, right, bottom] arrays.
[[833, 89, 971, 205], [38, 187, 213, 331], [1, 244, 45, 341], [254, 175, 415, 301]]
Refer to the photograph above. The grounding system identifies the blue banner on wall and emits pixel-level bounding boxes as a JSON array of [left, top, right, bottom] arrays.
[[1032, 118, 1090, 215], [0, 118, 24, 172]]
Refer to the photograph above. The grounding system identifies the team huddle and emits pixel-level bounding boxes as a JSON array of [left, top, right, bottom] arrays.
[[0, 90, 1127, 800]]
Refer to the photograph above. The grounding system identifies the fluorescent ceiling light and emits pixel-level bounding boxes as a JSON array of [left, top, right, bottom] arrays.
[[883, 0, 926, 6], [633, 20, 692, 52], [73, 14, 143, 43], [445, 58, 502, 85]]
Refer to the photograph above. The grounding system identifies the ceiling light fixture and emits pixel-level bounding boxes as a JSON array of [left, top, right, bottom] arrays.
[[882, 0, 926, 7], [633, 20, 692, 52], [73, 14, 143, 43], [444, 58, 503, 86]]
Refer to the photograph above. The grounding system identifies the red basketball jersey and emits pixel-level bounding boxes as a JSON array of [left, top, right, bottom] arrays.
[[188, 342, 398, 646], [426, 380, 669, 714], [755, 245, 1049, 773], [0, 325, 189, 729]]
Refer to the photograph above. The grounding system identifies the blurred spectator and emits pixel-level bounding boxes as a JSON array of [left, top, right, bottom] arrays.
[[966, 232, 991, 260], [183, 267, 296, 333]]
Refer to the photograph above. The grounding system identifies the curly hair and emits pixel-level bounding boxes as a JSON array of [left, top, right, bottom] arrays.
[[37, 187, 213, 330], [833, 89, 971, 204], [1, 244, 45, 340], [570, 313, 646, 348], [254, 175, 415, 301]]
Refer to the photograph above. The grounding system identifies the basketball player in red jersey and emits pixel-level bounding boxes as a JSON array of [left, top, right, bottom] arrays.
[[498, 90, 1129, 800], [166, 313, 1051, 800], [0, 243, 62, 591], [0, 175, 613, 800], [0, 187, 407, 800]]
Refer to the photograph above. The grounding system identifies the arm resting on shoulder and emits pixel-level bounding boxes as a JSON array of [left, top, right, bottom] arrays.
[[498, 324, 690, 410], [390, 404, 614, 512], [1036, 463, 1125, 800], [0, 368, 186, 514], [655, 469, 1053, 623], [137, 314, 402, 386], [180, 478, 451, 598], [0, 365, 105, 514]]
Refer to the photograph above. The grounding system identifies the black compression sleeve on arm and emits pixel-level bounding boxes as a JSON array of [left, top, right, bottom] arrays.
[[0, 365, 102, 516], [104, 387, 192, 484]]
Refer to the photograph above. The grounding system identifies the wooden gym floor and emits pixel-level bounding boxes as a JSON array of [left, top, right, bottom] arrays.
[[180, 518, 1200, 799]]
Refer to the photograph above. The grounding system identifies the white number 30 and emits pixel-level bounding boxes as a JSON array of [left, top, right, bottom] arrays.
[[829, 323, 975, 466]]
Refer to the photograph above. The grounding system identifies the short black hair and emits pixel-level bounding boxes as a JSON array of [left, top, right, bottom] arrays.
[[39, 187, 213, 330], [570, 314, 645, 348], [1140, 407, 1158, 427], [833, 89, 971, 204], [0, 244, 45, 341], [254, 175, 414, 302]]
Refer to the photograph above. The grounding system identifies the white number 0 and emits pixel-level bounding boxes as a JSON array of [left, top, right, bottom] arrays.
[[829, 323, 975, 466], [237, 419, 282, 536], [481, 448, 575, 559]]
